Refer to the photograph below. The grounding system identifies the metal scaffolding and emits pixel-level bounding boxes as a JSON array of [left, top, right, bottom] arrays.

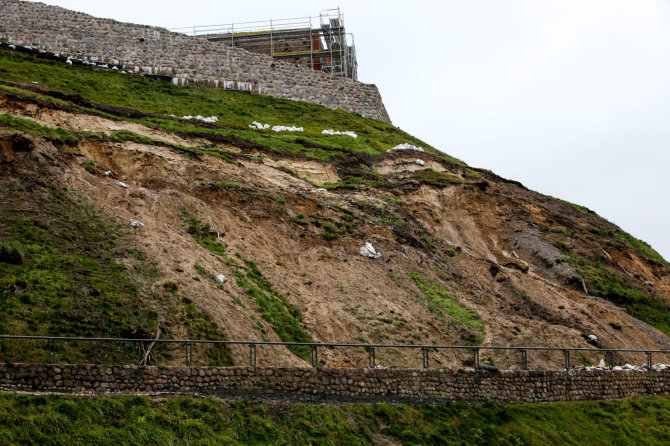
[[171, 8, 358, 80]]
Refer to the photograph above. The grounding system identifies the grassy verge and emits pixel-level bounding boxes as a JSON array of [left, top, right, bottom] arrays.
[[0, 394, 669, 445]]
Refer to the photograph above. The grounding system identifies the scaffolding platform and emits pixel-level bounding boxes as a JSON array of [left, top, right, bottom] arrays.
[[171, 9, 358, 80]]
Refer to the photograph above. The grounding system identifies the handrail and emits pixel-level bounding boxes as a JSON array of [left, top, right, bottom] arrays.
[[2, 335, 668, 371], [0, 335, 669, 353]]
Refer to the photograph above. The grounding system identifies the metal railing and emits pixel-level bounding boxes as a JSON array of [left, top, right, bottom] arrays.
[[2, 335, 670, 372]]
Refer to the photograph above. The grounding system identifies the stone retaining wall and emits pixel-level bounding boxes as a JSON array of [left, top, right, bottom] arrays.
[[2, 363, 669, 403], [0, 0, 391, 123]]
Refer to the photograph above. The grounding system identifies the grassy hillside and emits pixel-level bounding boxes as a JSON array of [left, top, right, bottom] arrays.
[[0, 49, 463, 163], [0, 394, 669, 445], [0, 176, 232, 365]]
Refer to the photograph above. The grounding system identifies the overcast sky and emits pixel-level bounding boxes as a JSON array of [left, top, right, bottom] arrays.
[[29, 0, 670, 261]]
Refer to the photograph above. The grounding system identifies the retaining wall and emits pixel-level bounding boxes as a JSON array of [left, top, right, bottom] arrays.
[[2, 363, 669, 403], [0, 0, 391, 123]]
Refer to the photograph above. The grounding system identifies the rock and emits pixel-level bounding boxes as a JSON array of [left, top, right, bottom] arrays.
[[415, 159, 425, 166], [117, 181, 129, 188], [216, 274, 226, 283]]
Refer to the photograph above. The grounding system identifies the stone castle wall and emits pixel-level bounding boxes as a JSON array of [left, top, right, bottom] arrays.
[[2, 363, 669, 403], [0, 0, 391, 123]]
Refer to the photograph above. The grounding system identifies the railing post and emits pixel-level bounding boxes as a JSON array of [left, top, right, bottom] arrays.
[[647, 352, 653, 370], [310, 345, 318, 368], [421, 348, 430, 369], [520, 349, 528, 370], [473, 348, 480, 370], [249, 344, 257, 368], [185, 342, 193, 367], [47, 339, 56, 364], [564, 350, 570, 372], [368, 347, 376, 368], [120, 342, 126, 365]]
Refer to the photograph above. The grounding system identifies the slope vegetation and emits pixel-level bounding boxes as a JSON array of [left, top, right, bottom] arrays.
[[0, 48, 669, 371], [1, 394, 670, 445]]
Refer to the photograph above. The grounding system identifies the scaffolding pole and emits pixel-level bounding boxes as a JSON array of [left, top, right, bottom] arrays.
[[172, 9, 358, 80]]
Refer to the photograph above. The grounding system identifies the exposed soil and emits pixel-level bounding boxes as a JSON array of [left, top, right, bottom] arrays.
[[2, 98, 669, 370]]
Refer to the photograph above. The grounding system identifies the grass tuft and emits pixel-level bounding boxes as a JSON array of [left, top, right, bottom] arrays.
[[408, 271, 485, 333], [0, 240, 25, 264], [0, 113, 79, 146], [410, 170, 464, 187], [232, 255, 312, 361]]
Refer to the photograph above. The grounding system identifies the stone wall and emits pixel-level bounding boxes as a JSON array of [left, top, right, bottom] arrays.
[[2, 363, 669, 403], [0, 0, 391, 123]]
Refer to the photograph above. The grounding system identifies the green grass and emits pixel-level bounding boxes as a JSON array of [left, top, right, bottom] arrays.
[[0, 113, 78, 146], [291, 213, 307, 226], [194, 264, 225, 291], [0, 49, 468, 164], [408, 271, 485, 333], [183, 213, 236, 265], [615, 230, 669, 266], [463, 168, 482, 179], [0, 182, 156, 351], [0, 111, 243, 166], [209, 181, 240, 190], [0, 240, 25, 265], [0, 394, 669, 445], [556, 242, 670, 336], [0, 179, 231, 365], [410, 170, 464, 187], [579, 261, 670, 335], [378, 214, 404, 227], [232, 255, 312, 361], [322, 169, 389, 190]]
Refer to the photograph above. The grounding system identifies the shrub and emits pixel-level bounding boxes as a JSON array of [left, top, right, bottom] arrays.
[[212, 181, 239, 190], [291, 213, 307, 225], [162, 280, 179, 292], [81, 160, 97, 175], [463, 168, 482, 179]]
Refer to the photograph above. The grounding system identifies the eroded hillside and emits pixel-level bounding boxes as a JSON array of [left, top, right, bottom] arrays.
[[1, 49, 669, 370]]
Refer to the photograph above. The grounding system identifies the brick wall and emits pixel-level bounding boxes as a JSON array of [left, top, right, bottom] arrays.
[[2, 363, 669, 403], [0, 0, 391, 123]]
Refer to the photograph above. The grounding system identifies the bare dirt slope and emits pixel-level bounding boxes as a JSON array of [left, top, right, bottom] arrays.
[[2, 96, 669, 370]]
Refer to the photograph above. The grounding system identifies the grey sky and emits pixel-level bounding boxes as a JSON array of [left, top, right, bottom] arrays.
[[27, 0, 670, 260]]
